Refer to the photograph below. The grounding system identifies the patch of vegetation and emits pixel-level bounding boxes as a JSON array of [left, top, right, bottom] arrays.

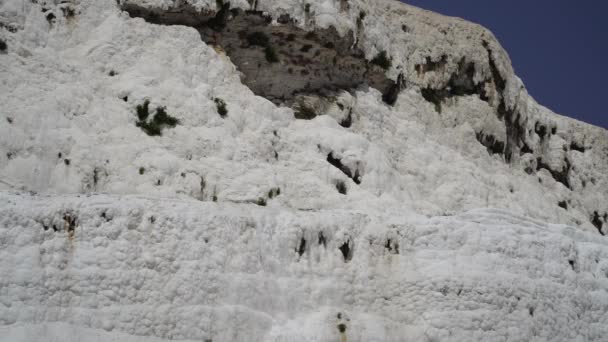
[[370, 50, 392, 70], [214, 98, 228, 117], [136, 100, 151, 121], [268, 187, 281, 199], [300, 44, 313, 52], [247, 31, 270, 47], [108, 70, 116, 77], [335, 180, 347, 195], [304, 3, 311, 13], [135, 100, 179, 136], [286, 33, 296, 42], [246, 32, 279, 63], [256, 197, 267, 206], [0, 39, 6, 53], [264, 45, 279, 63], [139, 167, 145, 175]]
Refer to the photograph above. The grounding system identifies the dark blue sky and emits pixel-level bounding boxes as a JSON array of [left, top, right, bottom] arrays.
[[403, 1, 607, 129]]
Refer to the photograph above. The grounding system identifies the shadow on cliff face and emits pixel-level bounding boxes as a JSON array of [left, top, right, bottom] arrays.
[[122, 2, 402, 108]]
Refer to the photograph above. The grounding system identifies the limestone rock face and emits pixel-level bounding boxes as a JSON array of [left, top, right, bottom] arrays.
[[0, 0, 607, 341]]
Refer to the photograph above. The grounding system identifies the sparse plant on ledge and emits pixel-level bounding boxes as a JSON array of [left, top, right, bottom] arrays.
[[371, 50, 392, 70], [135, 100, 179, 136], [0, 39, 7, 53], [256, 197, 267, 206]]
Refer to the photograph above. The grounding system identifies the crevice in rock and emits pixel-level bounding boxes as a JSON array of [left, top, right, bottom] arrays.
[[535, 122, 548, 140], [476, 132, 505, 156], [419, 57, 486, 113], [327, 152, 361, 184], [503, 108, 527, 163], [382, 73, 406, 105], [339, 110, 352, 128], [520, 143, 534, 155], [384, 238, 399, 254], [536, 157, 571, 190], [297, 236, 306, 257], [122, 4, 399, 107], [415, 55, 448, 75], [63, 212, 77, 238], [570, 141, 586, 153], [318, 231, 327, 247], [592, 211, 605, 236]]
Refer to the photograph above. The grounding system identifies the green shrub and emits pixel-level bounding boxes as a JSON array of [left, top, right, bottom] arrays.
[[371, 50, 391, 70], [136, 100, 150, 121], [136, 120, 162, 136], [154, 106, 178, 126], [0, 39, 7, 52], [300, 44, 313, 52], [139, 167, 145, 175], [305, 3, 311, 13], [335, 180, 347, 194], [256, 197, 267, 206], [268, 187, 281, 199], [247, 32, 270, 47], [214, 98, 228, 117], [135, 101, 179, 136], [264, 46, 279, 63]]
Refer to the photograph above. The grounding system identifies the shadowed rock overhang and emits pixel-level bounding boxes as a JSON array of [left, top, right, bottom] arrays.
[[122, 1, 403, 107]]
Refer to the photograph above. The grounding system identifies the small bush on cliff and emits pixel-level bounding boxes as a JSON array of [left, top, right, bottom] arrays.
[[0, 39, 7, 53], [265, 46, 279, 63], [135, 100, 179, 136], [214, 98, 228, 117], [247, 32, 270, 47]]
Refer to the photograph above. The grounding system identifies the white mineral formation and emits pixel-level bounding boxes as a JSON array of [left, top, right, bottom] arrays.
[[0, 0, 606, 341]]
